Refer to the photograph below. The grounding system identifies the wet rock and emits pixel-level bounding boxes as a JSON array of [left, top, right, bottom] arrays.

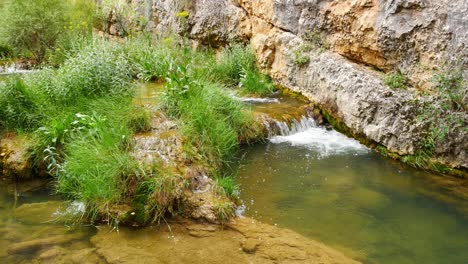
[[7, 233, 84, 254], [37, 246, 68, 260], [14, 201, 65, 224], [241, 238, 260, 254], [90, 218, 360, 264], [0, 134, 33, 179], [126, 0, 468, 174]]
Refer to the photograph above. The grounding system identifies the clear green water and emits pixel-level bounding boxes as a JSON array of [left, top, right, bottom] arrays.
[[235, 133, 468, 264], [0, 180, 96, 263]]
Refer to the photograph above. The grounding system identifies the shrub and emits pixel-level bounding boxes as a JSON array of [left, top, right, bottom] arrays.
[[55, 40, 132, 103], [0, 0, 67, 62], [0, 0, 96, 63], [384, 72, 407, 89]]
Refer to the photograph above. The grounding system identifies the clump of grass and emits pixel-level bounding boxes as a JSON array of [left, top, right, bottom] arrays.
[[58, 123, 135, 222], [0, 77, 44, 131], [216, 176, 240, 199], [124, 35, 177, 81], [132, 170, 187, 224], [384, 71, 407, 89], [213, 200, 235, 224], [208, 43, 275, 96], [163, 66, 252, 167]]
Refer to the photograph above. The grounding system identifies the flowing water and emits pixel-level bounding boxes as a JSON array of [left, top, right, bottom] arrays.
[[1, 83, 467, 263], [235, 100, 468, 264]]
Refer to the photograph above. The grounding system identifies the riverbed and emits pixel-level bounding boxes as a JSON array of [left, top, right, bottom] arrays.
[[1, 80, 467, 263], [235, 104, 468, 263]]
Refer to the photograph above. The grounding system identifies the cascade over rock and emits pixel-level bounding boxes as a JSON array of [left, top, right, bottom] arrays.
[[123, 0, 467, 173]]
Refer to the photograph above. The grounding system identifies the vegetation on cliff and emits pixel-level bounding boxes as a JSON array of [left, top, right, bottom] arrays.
[[0, 0, 273, 223]]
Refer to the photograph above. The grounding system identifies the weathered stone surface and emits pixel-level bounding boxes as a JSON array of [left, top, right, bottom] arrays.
[[90, 217, 360, 264], [130, 0, 467, 172], [14, 201, 65, 224], [0, 134, 33, 179], [7, 233, 84, 254]]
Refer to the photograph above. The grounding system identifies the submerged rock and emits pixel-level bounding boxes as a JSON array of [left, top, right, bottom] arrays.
[[91, 217, 360, 264], [14, 201, 65, 224], [7, 233, 84, 255]]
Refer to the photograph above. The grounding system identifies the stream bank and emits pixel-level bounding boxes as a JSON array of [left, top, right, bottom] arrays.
[[119, 0, 468, 177]]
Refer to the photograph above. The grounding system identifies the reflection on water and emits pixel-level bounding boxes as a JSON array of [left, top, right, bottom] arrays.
[[236, 128, 468, 264]]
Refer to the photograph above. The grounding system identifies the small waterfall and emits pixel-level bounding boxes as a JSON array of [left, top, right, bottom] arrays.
[[263, 115, 316, 137], [264, 114, 369, 158], [0, 63, 34, 75]]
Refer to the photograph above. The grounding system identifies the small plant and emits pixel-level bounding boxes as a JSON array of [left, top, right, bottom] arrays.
[[239, 67, 275, 96], [410, 68, 466, 170], [384, 72, 407, 89], [216, 176, 240, 199], [213, 200, 235, 223], [292, 43, 313, 66], [433, 70, 466, 111], [303, 30, 330, 51]]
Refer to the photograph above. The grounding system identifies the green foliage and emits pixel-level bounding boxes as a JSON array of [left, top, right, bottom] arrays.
[[433, 70, 466, 111], [210, 43, 256, 85], [95, 0, 148, 36], [216, 176, 239, 199], [384, 72, 407, 89], [124, 35, 176, 81], [303, 30, 330, 51], [58, 119, 135, 221], [0, 0, 95, 63], [0, 77, 43, 130], [0, 44, 12, 59], [411, 69, 466, 170], [0, 0, 67, 61], [55, 40, 132, 103], [133, 171, 186, 223], [292, 43, 313, 66], [239, 67, 275, 96], [208, 43, 275, 95], [163, 66, 252, 167], [213, 200, 235, 223]]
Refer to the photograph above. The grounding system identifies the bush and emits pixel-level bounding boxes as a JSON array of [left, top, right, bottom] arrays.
[[55, 40, 132, 103], [0, 0, 95, 63], [0, 0, 67, 62]]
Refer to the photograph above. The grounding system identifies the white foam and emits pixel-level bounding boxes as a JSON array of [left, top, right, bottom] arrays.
[[269, 120, 368, 158], [239, 97, 280, 104]]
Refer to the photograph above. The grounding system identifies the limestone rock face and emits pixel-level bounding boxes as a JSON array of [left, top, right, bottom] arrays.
[[131, 0, 467, 172]]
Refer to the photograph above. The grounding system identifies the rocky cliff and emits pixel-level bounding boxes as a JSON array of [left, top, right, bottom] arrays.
[[123, 0, 467, 175]]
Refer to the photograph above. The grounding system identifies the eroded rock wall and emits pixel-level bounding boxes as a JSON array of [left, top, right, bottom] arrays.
[[130, 0, 467, 173]]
